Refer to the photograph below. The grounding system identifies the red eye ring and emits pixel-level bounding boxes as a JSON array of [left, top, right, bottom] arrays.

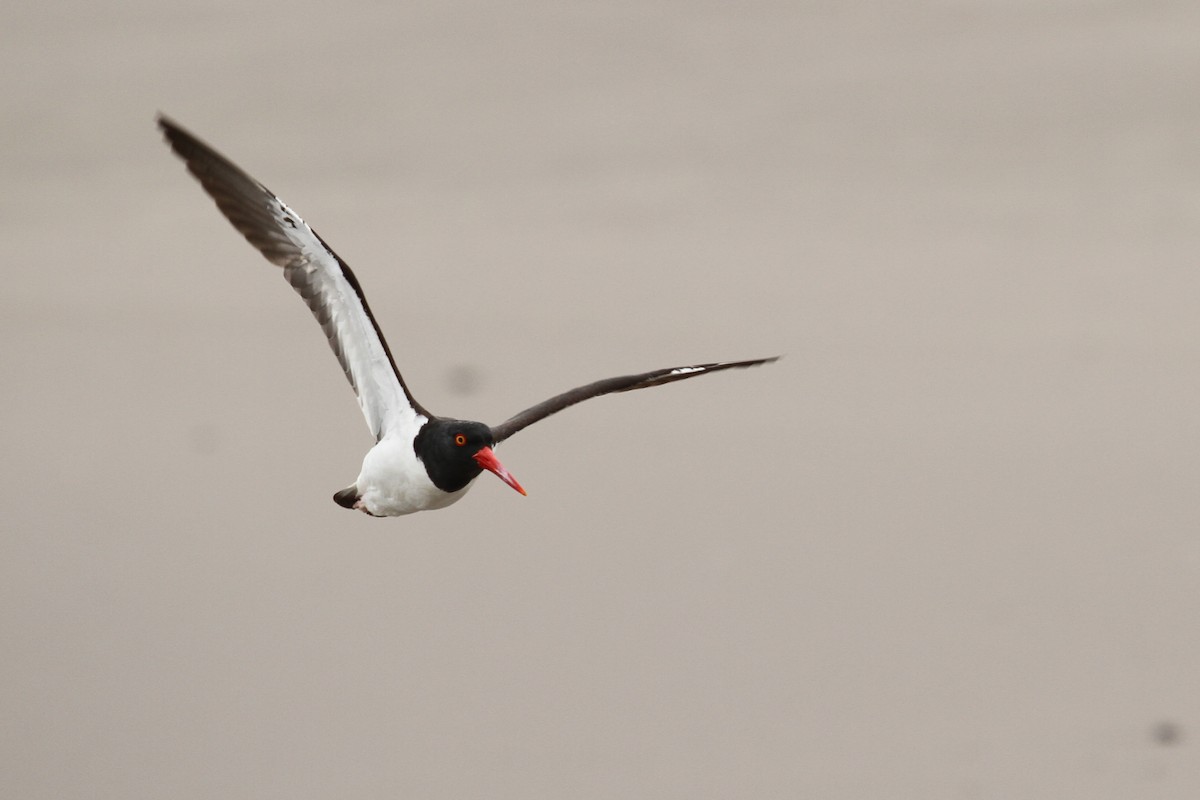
[[454, 433, 467, 447]]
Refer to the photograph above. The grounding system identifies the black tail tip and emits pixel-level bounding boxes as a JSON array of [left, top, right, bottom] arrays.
[[333, 486, 359, 509]]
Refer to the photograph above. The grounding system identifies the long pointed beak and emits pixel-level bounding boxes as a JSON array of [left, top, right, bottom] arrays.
[[473, 446, 527, 496]]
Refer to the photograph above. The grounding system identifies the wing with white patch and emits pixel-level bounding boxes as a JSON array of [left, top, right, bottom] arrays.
[[489, 356, 779, 443], [159, 115, 429, 442]]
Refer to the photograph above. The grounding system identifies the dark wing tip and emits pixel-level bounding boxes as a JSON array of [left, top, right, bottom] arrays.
[[156, 112, 179, 135], [613, 354, 782, 393], [156, 113, 207, 159], [157, 114, 303, 268]]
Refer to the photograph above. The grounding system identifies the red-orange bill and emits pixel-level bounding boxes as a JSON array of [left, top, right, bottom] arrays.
[[473, 446, 527, 496]]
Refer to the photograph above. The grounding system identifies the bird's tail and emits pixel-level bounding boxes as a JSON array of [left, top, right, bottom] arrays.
[[332, 485, 359, 510]]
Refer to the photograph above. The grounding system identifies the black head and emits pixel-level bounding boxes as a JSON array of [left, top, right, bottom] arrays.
[[413, 419, 525, 496]]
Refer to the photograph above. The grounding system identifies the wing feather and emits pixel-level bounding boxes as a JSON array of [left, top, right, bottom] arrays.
[[490, 357, 779, 442], [158, 115, 429, 442]]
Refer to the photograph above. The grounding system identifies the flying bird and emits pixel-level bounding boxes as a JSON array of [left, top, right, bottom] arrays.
[[158, 115, 777, 516]]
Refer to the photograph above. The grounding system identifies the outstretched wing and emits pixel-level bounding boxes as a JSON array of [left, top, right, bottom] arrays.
[[490, 357, 779, 443], [158, 115, 430, 442]]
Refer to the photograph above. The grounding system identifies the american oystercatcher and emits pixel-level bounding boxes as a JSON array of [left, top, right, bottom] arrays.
[[159, 116, 778, 516]]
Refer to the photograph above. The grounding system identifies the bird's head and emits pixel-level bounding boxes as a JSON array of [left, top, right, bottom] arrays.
[[414, 419, 526, 496]]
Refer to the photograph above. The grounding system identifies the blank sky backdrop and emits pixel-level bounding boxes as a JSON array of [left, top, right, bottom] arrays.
[[3, 2, 1199, 798]]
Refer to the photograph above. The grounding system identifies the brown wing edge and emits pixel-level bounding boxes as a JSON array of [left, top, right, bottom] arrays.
[[156, 114, 433, 425], [489, 355, 780, 443]]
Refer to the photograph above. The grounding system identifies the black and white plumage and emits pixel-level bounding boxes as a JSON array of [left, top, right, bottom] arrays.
[[159, 115, 778, 516]]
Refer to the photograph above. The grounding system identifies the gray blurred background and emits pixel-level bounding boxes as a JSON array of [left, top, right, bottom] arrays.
[[3, 1, 1199, 797]]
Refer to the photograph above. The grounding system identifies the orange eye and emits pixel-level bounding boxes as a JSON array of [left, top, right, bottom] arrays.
[[454, 433, 467, 447]]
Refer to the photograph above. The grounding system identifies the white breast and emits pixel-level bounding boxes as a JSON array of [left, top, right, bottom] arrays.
[[353, 433, 472, 516]]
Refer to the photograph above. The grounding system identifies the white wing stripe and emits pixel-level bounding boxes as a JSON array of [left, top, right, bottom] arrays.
[[272, 202, 418, 442], [158, 117, 427, 445]]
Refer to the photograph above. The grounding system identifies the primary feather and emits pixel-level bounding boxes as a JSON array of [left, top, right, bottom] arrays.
[[158, 115, 429, 443]]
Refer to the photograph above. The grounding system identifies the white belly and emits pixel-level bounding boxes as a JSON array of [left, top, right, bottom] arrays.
[[353, 435, 472, 516]]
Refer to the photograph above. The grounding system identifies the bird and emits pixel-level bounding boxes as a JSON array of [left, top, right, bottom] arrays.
[[158, 115, 778, 516]]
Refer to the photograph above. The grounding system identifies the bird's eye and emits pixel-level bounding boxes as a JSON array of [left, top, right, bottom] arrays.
[[454, 433, 467, 447]]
